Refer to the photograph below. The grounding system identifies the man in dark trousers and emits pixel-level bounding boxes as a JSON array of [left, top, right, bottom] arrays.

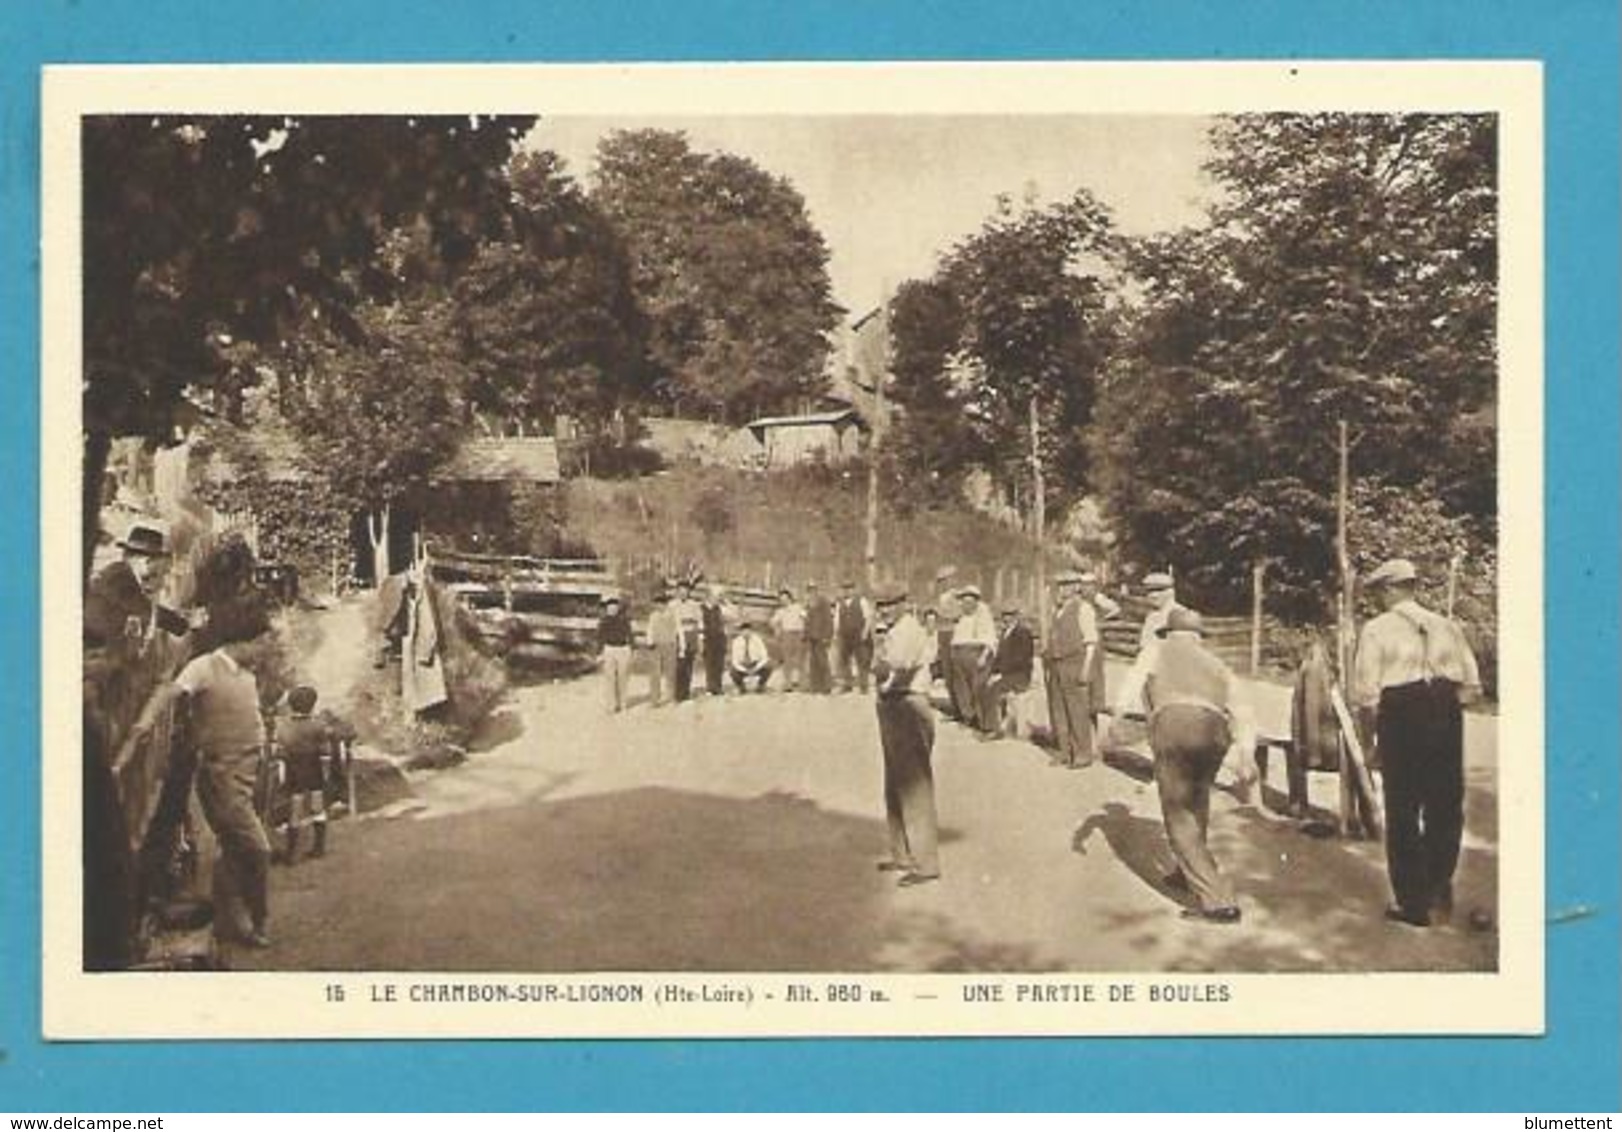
[[1353, 557, 1481, 928], [981, 604, 1035, 736], [84, 521, 193, 651], [1143, 607, 1254, 923], [834, 580, 875, 693], [699, 584, 733, 697], [803, 581, 836, 695], [672, 579, 703, 701], [1044, 570, 1100, 768], [872, 588, 940, 887]]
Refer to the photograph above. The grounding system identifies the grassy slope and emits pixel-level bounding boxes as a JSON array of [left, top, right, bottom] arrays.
[[563, 462, 1071, 606]]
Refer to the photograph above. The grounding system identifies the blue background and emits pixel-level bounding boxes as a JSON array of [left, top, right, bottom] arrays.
[[3, 0, 1617, 1113]]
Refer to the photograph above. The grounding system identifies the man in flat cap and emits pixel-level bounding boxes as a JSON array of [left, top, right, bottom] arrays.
[[981, 603, 1035, 737], [84, 520, 195, 652], [835, 580, 876, 694], [948, 584, 997, 732], [871, 588, 941, 887], [769, 587, 807, 691], [1113, 570, 1181, 732], [1353, 558, 1481, 927], [645, 591, 682, 708], [1143, 608, 1254, 923], [932, 567, 960, 711], [803, 581, 836, 694], [1044, 570, 1101, 768]]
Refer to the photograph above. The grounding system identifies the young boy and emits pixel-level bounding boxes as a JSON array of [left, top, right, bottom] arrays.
[[274, 685, 347, 864]]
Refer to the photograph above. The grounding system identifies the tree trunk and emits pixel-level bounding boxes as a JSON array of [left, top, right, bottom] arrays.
[[1030, 395, 1047, 627], [368, 501, 392, 587]]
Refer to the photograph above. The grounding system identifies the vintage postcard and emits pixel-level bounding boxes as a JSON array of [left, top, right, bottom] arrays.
[[42, 61, 1542, 1038]]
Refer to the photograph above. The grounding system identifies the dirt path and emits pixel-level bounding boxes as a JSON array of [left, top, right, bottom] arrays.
[[240, 656, 1498, 975]]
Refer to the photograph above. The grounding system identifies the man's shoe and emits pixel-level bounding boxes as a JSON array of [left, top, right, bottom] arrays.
[[897, 872, 940, 888], [1180, 906, 1241, 924], [875, 860, 911, 873], [1384, 905, 1431, 928], [241, 931, 272, 949]]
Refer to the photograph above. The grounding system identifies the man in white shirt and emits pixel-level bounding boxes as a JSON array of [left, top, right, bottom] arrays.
[[728, 621, 774, 693], [1353, 557, 1482, 928], [872, 589, 941, 887], [769, 588, 807, 691], [1113, 571, 1179, 729], [948, 584, 997, 731]]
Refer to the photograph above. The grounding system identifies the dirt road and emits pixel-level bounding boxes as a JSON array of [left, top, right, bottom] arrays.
[[239, 652, 1498, 974]]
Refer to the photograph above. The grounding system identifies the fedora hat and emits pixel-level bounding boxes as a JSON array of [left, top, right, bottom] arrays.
[[117, 521, 171, 558], [1157, 607, 1205, 638]]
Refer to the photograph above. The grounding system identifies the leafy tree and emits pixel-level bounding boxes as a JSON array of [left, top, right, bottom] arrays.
[[882, 192, 1119, 520], [454, 150, 651, 435], [285, 287, 471, 583], [590, 129, 841, 423], [1093, 113, 1497, 617], [82, 113, 534, 579]]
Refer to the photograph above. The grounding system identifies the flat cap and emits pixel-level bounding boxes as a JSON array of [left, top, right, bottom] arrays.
[[957, 583, 983, 599], [874, 586, 909, 607], [1156, 607, 1205, 637], [1366, 558, 1419, 587], [1142, 571, 1174, 590]]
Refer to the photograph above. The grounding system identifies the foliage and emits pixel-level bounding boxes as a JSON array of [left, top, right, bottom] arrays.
[[590, 129, 842, 423], [454, 150, 652, 433], [81, 113, 534, 578], [883, 192, 1120, 520], [1091, 113, 1497, 619], [689, 485, 736, 540]]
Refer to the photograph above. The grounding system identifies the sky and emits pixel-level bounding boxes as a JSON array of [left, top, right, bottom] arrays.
[[527, 115, 1217, 322]]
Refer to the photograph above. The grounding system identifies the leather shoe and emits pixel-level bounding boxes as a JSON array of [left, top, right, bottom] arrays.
[[1384, 905, 1431, 927], [1180, 906, 1241, 924], [875, 860, 911, 873], [897, 872, 940, 888]]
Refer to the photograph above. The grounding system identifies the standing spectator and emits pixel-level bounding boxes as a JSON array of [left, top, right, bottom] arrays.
[[1143, 608, 1255, 923], [932, 568, 960, 714], [273, 685, 347, 864], [834, 580, 876, 693], [769, 588, 806, 691], [1078, 570, 1120, 734], [980, 604, 1035, 737], [1045, 570, 1101, 768], [172, 548, 277, 950], [729, 621, 774, 693], [1353, 558, 1481, 928], [700, 584, 733, 697], [1113, 570, 1180, 727], [948, 585, 996, 731], [872, 589, 941, 887], [673, 580, 703, 702], [803, 581, 836, 694], [646, 592, 682, 708], [598, 595, 634, 713], [84, 520, 194, 651]]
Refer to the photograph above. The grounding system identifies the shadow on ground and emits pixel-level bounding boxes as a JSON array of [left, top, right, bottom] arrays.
[[244, 785, 1034, 972]]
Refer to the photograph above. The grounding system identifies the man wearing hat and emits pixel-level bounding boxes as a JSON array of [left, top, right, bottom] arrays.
[[1113, 570, 1181, 735], [1142, 607, 1254, 923], [948, 584, 997, 731], [728, 619, 774, 694], [672, 580, 704, 702], [597, 594, 635, 713], [1077, 570, 1120, 731], [981, 604, 1036, 737], [1044, 570, 1101, 767], [1353, 558, 1481, 927], [84, 520, 193, 651], [871, 588, 941, 887], [769, 587, 806, 691], [803, 581, 836, 695], [932, 567, 960, 710], [645, 591, 683, 708], [699, 583, 735, 697], [835, 580, 876, 694]]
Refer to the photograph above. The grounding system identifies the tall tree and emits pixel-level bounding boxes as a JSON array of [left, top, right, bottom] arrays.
[[454, 149, 651, 434], [82, 113, 533, 578], [1093, 113, 1497, 616], [590, 129, 842, 423]]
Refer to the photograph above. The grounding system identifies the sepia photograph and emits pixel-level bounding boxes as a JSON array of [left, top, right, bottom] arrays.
[[42, 62, 1543, 1038]]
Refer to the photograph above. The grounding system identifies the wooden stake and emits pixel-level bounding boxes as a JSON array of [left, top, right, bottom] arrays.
[[1031, 393, 1047, 627]]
